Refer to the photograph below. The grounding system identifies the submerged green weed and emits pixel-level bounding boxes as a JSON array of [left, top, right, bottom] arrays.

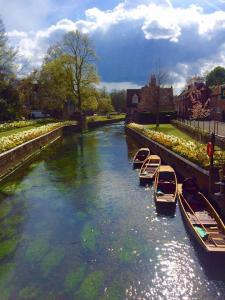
[[113, 235, 143, 263], [75, 271, 104, 300], [19, 285, 41, 299], [4, 215, 25, 227], [40, 248, 64, 277], [81, 223, 100, 251], [0, 202, 12, 219], [25, 238, 49, 262], [0, 225, 17, 240], [0, 262, 15, 299], [64, 265, 86, 292], [0, 239, 19, 260]]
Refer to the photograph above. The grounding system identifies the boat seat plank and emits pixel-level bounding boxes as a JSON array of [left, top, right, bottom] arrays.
[[157, 194, 175, 202], [190, 219, 217, 225]]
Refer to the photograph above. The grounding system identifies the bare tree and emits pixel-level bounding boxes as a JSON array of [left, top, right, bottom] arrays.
[[153, 59, 170, 128]]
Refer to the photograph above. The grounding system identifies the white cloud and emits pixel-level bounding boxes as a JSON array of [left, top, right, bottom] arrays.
[[5, 0, 225, 86], [7, 30, 28, 39], [97, 81, 142, 91]]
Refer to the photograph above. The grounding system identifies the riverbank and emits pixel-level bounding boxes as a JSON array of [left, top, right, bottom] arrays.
[[0, 122, 78, 181], [87, 114, 125, 128], [126, 124, 210, 191], [0, 116, 125, 181]]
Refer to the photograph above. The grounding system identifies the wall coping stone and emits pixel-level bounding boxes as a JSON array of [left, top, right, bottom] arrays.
[[126, 126, 209, 176]]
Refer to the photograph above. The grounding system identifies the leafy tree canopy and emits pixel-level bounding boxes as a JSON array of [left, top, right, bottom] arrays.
[[206, 66, 225, 87], [110, 89, 126, 112]]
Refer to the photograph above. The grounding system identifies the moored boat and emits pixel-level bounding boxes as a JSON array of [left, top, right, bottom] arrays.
[[154, 165, 177, 204], [178, 181, 225, 252], [133, 148, 150, 169], [139, 155, 161, 184]]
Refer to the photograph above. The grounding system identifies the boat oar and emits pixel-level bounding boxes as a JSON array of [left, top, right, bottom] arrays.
[[179, 193, 218, 247]]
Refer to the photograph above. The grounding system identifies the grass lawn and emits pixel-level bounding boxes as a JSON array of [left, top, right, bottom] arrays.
[[87, 113, 125, 122], [0, 124, 48, 138], [143, 124, 196, 142]]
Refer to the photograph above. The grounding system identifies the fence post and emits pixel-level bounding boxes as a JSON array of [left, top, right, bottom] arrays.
[[209, 133, 215, 195]]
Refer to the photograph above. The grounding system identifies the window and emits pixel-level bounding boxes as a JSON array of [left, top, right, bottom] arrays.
[[132, 94, 139, 104]]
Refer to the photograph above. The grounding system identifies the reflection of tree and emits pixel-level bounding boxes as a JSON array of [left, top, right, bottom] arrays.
[[43, 130, 102, 213], [44, 132, 99, 183], [125, 134, 142, 160]]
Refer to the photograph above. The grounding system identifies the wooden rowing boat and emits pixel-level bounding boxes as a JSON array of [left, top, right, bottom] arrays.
[[139, 155, 161, 184], [178, 188, 225, 252], [133, 148, 150, 169], [154, 165, 177, 204]]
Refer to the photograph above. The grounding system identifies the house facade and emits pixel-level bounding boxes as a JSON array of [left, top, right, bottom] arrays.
[[175, 81, 225, 121], [126, 75, 174, 123]]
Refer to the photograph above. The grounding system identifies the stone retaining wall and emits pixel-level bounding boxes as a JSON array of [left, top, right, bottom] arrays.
[[0, 124, 78, 181], [126, 126, 209, 192]]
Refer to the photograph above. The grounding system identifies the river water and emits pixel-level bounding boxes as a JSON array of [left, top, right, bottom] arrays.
[[0, 123, 225, 300]]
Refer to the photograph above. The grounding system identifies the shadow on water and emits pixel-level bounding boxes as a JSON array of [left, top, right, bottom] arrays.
[[155, 203, 177, 217]]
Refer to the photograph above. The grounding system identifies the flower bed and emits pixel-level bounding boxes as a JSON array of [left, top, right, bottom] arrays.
[[127, 123, 210, 168], [0, 119, 54, 133], [0, 121, 75, 154]]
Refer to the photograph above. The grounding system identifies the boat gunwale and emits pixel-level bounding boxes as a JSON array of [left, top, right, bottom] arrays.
[[178, 191, 225, 252]]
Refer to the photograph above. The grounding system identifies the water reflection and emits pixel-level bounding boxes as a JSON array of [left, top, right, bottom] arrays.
[[0, 123, 224, 299]]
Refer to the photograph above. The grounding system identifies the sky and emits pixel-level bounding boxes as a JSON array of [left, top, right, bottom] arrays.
[[2, 0, 225, 94]]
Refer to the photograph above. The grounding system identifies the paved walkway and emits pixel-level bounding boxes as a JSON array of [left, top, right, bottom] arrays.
[[181, 120, 225, 137]]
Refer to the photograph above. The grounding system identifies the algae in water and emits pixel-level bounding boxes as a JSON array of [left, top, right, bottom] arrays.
[[81, 223, 100, 251], [19, 285, 41, 299], [75, 271, 104, 300], [25, 238, 49, 262], [64, 265, 86, 292], [0, 239, 19, 260], [0, 263, 15, 300], [40, 248, 64, 277], [0, 202, 12, 219]]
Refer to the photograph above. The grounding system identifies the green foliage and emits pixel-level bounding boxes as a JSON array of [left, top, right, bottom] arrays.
[[39, 55, 73, 118], [0, 19, 17, 77], [46, 30, 99, 115], [97, 97, 114, 114], [64, 265, 86, 292], [110, 89, 126, 112], [206, 66, 225, 87], [17, 70, 41, 115], [0, 18, 20, 122], [81, 88, 98, 112], [75, 271, 104, 300]]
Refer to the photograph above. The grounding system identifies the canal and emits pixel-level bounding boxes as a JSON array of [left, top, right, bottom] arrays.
[[0, 123, 225, 299]]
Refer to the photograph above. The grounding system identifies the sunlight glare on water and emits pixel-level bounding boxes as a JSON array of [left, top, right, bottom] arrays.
[[0, 123, 224, 299]]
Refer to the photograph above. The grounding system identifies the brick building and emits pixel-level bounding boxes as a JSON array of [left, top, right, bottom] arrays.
[[175, 80, 225, 121], [126, 75, 174, 123], [210, 85, 225, 120]]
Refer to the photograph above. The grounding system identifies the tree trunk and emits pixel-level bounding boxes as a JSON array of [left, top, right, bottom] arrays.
[[156, 87, 160, 128], [77, 112, 87, 131]]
